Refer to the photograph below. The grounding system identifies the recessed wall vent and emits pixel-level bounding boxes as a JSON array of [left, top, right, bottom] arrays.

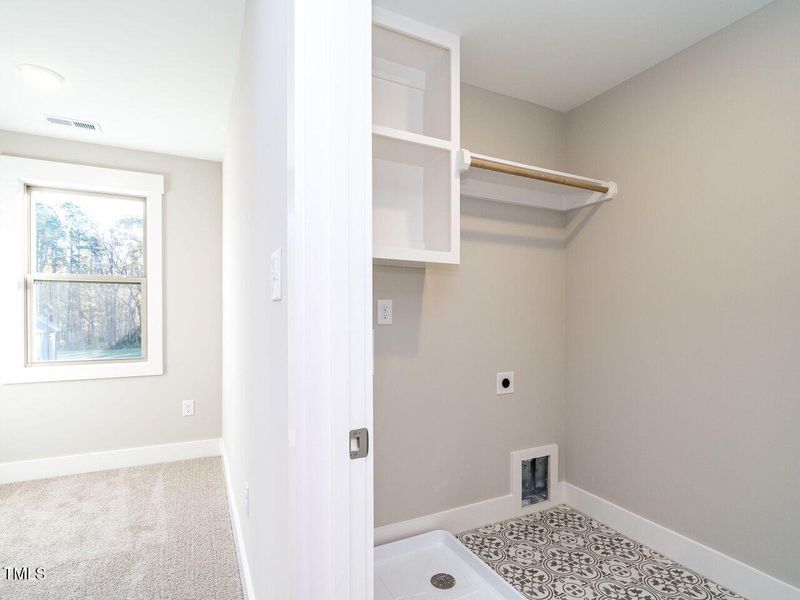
[[44, 115, 102, 132], [511, 444, 558, 516]]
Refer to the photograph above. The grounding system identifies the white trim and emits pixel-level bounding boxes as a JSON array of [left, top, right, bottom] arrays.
[[372, 125, 452, 151], [0, 155, 164, 384], [564, 483, 800, 600], [373, 6, 459, 51], [374, 483, 566, 547], [220, 443, 255, 600], [510, 443, 559, 517], [375, 495, 512, 546], [0, 438, 221, 485], [0, 155, 164, 196], [289, 0, 372, 597]]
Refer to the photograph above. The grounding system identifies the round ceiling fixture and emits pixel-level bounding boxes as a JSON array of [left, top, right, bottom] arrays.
[[17, 63, 65, 89]]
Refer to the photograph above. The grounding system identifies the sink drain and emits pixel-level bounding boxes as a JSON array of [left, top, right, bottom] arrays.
[[430, 573, 456, 590]]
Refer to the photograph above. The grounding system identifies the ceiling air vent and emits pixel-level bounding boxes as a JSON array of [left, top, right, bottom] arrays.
[[44, 115, 102, 132]]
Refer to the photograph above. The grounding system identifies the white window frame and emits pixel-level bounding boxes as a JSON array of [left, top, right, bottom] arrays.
[[0, 156, 164, 384]]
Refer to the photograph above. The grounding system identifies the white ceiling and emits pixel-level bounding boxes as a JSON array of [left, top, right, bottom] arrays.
[[373, 0, 775, 112], [0, 1, 775, 159], [0, 0, 244, 161]]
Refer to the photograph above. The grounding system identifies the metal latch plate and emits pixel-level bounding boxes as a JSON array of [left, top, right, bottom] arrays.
[[349, 428, 369, 459]]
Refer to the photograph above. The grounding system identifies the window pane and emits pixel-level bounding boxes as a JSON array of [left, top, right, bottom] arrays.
[[32, 281, 143, 362], [32, 188, 145, 277]]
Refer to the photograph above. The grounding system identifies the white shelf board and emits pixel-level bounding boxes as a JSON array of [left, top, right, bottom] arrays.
[[373, 132, 450, 167], [458, 150, 617, 212], [373, 125, 452, 151], [374, 246, 458, 267]]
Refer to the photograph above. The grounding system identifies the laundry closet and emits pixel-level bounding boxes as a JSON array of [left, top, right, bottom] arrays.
[[370, 6, 617, 598]]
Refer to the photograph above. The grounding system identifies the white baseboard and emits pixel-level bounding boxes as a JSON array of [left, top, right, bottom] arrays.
[[564, 483, 800, 600], [220, 443, 255, 600], [0, 438, 222, 485], [374, 482, 565, 546], [375, 494, 513, 546]]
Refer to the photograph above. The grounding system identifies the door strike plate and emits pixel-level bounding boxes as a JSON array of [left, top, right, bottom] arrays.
[[349, 428, 369, 459]]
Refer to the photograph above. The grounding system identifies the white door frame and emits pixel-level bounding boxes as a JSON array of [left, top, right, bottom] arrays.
[[289, 0, 373, 597]]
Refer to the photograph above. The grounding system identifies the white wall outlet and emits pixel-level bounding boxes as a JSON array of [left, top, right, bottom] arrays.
[[497, 372, 514, 395], [270, 248, 282, 301], [182, 399, 195, 416], [243, 481, 249, 518], [377, 299, 392, 325]]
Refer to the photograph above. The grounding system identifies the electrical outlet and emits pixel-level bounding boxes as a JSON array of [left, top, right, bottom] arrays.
[[182, 399, 195, 416], [497, 372, 514, 395], [243, 482, 249, 518], [377, 299, 392, 325]]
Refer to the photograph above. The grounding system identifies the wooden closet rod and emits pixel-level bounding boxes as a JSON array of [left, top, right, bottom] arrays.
[[469, 156, 610, 194]]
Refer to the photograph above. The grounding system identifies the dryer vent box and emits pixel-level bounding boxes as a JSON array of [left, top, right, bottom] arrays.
[[521, 456, 549, 507], [511, 444, 558, 515]]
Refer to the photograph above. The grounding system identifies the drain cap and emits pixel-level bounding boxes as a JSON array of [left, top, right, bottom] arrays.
[[430, 573, 456, 589]]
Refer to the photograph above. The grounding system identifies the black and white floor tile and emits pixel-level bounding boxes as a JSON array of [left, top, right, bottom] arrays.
[[457, 505, 745, 600]]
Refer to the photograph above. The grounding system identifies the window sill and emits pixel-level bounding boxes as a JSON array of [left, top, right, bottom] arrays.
[[0, 358, 163, 385]]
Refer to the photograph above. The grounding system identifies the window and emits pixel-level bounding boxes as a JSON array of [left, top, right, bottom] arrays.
[[30, 188, 146, 363], [0, 156, 163, 383]]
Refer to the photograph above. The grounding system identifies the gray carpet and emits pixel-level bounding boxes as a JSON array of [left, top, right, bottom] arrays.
[[0, 457, 244, 600]]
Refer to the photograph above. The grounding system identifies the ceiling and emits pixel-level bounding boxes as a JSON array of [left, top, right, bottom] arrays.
[[373, 0, 775, 112], [0, 0, 244, 161], [0, 1, 774, 159]]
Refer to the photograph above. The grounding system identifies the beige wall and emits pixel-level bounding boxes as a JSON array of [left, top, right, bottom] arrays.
[[221, 0, 292, 596], [565, 0, 800, 586], [461, 83, 566, 168], [0, 130, 222, 463], [374, 84, 567, 526]]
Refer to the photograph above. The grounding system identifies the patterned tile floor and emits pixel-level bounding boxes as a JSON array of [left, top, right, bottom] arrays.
[[457, 505, 745, 600]]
